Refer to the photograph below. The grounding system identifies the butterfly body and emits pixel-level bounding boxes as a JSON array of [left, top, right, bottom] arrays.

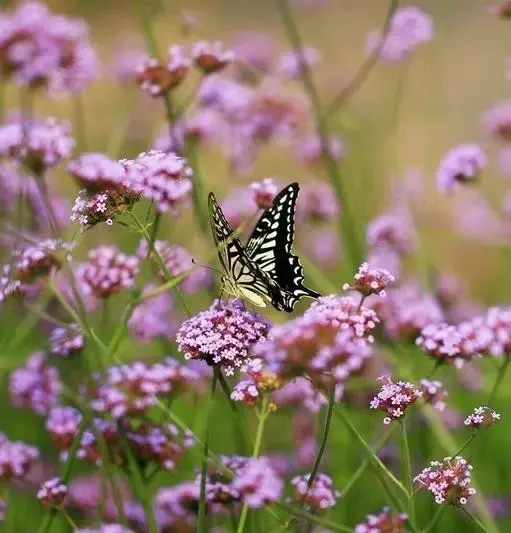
[[208, 183, 320, 312]]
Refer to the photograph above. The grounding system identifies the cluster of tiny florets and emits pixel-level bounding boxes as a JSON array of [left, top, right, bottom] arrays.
[[290, 473, 341, 510], [464, 406, 501, 429], [343, 262, 396, 298], [369, 375, 422, 424], [0, 433, 39, 480], [37, 477, 68, 507], [436, 143, 486, 193], [419, 379, 448, 412], [354, 507, 408, 533], [48, 324, 85, 357]]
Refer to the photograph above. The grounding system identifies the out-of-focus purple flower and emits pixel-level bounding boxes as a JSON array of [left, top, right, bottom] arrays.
[[292, 413, 316, 467], [220, 186, 257, 229], [293, 134, 345, 166], [231, 362, 281, 405], [0, 433, 39, 480], [9, 352, 61, 415], [414, 456, 475, 505], [192, 40, 234, 75], [376, 280, 444, 341], [343, 262, 395, 298], [155, 481, 199, 531], [273, 377, 326, 413], [290, 473, 340, 510], [464, 406, 501, 429], [46, 406, 82, 449], [0, 1, 99, 95], [231, 379, 260, 405], [123, 150, 193, 214], [483, 101, 511, 141], [37, 477, 67, 507], [114, 47, 146, 84], [231, 32, 275, 73], [137, 240, 212, 293], [436, 143, 486, 193], [75, 525, 135, 533], [49, 324, 84, 357], [484, 306, 511, 355], [355, 507, 408, 533], [419, 379, 447, 412], [0, 117, 74, 173], [128, 284, 176, 343], [369, 375, 422, 424], [77, 245, 139, 298], [366, 211, 415, 254], [365, 247, 402, 279], [68, 152, 127, 192], [276, 46, 321, 79], [136, 45, 190, 96], [300, 226, 341, 268], [177, 299, 269, 376], [250, 177, 278, 209], [367, 6, 433, 62], [296, 181, 339, 221]]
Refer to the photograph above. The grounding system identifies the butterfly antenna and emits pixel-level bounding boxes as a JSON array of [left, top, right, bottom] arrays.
[[191, 258, 223, 276]]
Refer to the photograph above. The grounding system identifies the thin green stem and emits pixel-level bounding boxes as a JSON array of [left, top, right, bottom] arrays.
[[401, 419, 415, 523], [422, 504, 446, 533], [459, 506, 489, 533], [488, 356, 510, 406], [275, 0, 361, 270], [236, 395, 269, 533], [277, 502, 352, 533], [198, 369, 219, 532], [453, 432, 477, 457]]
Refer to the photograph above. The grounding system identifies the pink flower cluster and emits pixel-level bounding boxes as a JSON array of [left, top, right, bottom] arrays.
[[369, 375, 422, 424], [464, 406, 501, 429], [355, 507, 408, 533], [436, 143, 486, 194], [0, 432, 39, 481], [290, 473, 340, 510], [343, 262, 395, 298], [420, 379, 447, 412], [37, 477, 67, 507], [48, 324, 84, 357]]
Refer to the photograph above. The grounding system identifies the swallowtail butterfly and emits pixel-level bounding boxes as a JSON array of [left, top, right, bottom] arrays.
[[208, 182, 320, 312]]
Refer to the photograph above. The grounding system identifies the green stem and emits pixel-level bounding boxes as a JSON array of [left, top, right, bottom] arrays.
[[236, 395, 269, 533], [452, 432, 477, 457], [488, 356, 510, 406], [459, 506, 489, 533], [277, 502, 352, 533], [401, 419, 415, 523], [422, 505, 446, 533], [275, 0, 361, 271], [198, 369, 219, 532]]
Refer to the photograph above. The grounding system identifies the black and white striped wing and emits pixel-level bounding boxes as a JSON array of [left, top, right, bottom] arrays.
[[245, 182, 320, 311], [208, 192, 278, 306]]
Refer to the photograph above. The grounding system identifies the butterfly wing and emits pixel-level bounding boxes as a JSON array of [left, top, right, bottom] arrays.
[[245, 183, 320, 311], [208, 192, 281, 307]]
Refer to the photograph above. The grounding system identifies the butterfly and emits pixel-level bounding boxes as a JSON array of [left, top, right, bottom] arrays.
[[208, 182, 320, 312]]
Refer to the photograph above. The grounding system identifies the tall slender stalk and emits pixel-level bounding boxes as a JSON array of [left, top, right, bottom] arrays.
[[401, 419, 415, 523], [423, 505, 446, 533]]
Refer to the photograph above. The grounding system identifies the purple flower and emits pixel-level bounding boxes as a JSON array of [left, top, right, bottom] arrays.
[[232, 457, 283, 507], [355, 507, 408, 533], [464, 406, 501, 429], [273, 377, 326, 413], [192, 40, 234, 75], [367, 6, 433, 62], [231, 379, 260, 405], [77, 245, 139, 298], [0, 117, 74, 172], [419, 379, 447, 412], [155, 481, 199, 530], [123, 150, 193, 214], [75, 526, 135, 533], [0, 434, 39, 480], [293, 134, 345, 166], [49, 324, 84, 357], [37, 477, 67, 507], [291, 413, 317, 467], [220, 186, 258, 229], [483, 101, 511, 141], [436, 143, 486, 193], [137, 240, 212, 293], [68, 152, 127, 192], [296, 181, 339, 220], [276, 46, 321, 79], [290, 473, 340, 510], [370, 375, 422, 424], [414, 456, 475, 505], [366, 211, 415, 254], [365, 247, 402, 279], [250, 177, 278, 209], [300, 227, 341, 267], [483, 307, 511, 355], [10, 352, 61, 415], [46, 406, 82, 450], [343, 262, 396, 298], [231, 32, 275, 73], [177, 299, 269, 376]]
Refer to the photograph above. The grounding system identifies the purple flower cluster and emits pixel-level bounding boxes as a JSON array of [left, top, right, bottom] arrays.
[[483, 101, 511, 141], [276, 46, 321, 79], [293, 134, 345, 166], [343, 262, 395, 298], [48, 324, 85, 357], [272, 377, 327, 413], [290, 473, 341, 510], [296, 181, 340, 221], [155, 481, 199, 530], [46, 406, 82, 449], [369, 375, 422, 424], [420, 379, 447, 412], [192, 40, 235, 74], [250, 177, 278, 209], [355, 507, 408, 533], [9, 352, 61, 415], [0, 432, 39, 480], [37, 477, 68, 507], [414, 456, 476, 505], [464, 406, 501, 429], [436, 143, 486, 193], [0, 1, 99, 95], [177, 299, 269, 375]]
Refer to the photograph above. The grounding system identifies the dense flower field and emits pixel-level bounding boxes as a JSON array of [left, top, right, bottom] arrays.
[[1, 0, 511, 532]]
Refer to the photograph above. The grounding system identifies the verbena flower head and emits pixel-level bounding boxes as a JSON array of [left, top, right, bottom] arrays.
[[250, 177, 278, 209], [301, 227, 340, 268], [231, 360, 281, 406], [464, 406, 501, 429], [177, 299, 269, 376], [9, 352, 61, 415], [192, 40, 234, 74], [419, 379, 447, 412], [45, 406, 82, 449], [290, 473, 341, 510], [68, 152, 127, 192], [0, 433, 39, 480], [343, 262, 395, 298], [123, 150, 193, 214], [369, 375, 422, 424], [231, 31, 274, 73], [366, 211, 415, 254], [296, 181, 339, 221], [436, 143, 486, 193], [137, 240, 212, 293], [0, 1, 99, 95], [75, 526, 135, 533], [155, 481, 199, 531], [483, 101, 511, 141], [414, 456, 476, 505], [482, 306, 511, 355], [293, 134, 345, 166], [254, 295, 377, 388], [77, 245, 139, 298], [48, 324, 84, 357], [136, 45, 189, 96], [367, 6, 433, 62], [276, 46, 321, 79], [0, 116, 74, 174], [272, 377, 327, 413], [355, 507, 408, 533], [37, 477, 67, 507]]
